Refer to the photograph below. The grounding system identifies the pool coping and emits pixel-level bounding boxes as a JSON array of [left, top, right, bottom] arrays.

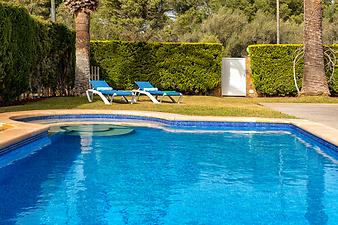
[[0, 109, 338, 149]]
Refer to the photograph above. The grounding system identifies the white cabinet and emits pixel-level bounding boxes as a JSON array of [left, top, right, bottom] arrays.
[[221, 58, 246, 96]]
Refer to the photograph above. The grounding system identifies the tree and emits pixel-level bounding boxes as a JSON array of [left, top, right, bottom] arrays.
[[200, 8, 248, 55], [90, 0, 170, 41], [64, 0, 99, 96], [2, 0, 49, 18], [58, 0, 337, 57], [301, 0, 330, 96], [2, 0, 63, 19]]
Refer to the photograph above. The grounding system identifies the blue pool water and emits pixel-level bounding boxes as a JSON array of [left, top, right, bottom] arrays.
[[0, 125, 337, 225]]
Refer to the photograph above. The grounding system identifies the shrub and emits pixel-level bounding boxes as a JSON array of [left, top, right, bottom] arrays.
[[0, 2, 75, 105], [248, 44, 338, 96], [90, 41, 223, 94]]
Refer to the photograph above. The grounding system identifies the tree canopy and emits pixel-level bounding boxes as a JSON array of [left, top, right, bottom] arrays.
[[1, 0, 63, 19], [4, 0, 338, 56]]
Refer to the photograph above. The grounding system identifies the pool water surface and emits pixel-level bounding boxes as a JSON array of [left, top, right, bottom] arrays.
[[0, 125, 337, 224]]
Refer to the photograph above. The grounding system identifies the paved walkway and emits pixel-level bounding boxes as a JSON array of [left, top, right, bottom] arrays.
[[262, 103, 338, 130]]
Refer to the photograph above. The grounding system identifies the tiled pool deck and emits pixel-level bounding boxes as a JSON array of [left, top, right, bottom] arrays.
[[0, 109, 337, 149]]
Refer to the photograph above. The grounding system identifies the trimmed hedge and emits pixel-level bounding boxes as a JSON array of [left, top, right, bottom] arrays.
[[90, 41, 223, 94], [0, 2, 75, 105], [248, 44, 338, 96]]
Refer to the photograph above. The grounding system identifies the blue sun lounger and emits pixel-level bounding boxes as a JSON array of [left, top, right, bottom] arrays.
[[86, 80, 135, 105], [134, 81, 183, 104]]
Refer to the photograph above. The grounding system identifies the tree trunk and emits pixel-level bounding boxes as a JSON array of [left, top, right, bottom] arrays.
[[301, 0, 329, 96], [74, 10, 91, 96]]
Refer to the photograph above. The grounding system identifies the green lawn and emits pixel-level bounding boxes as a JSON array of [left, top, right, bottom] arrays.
[[0, 96, 337, 118]]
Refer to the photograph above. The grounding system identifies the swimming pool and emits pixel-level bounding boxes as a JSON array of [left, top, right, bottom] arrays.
[[0, 117, 337, 224]]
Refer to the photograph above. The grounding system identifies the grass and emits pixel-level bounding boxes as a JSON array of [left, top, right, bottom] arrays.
[[0, 96, 337, 118]]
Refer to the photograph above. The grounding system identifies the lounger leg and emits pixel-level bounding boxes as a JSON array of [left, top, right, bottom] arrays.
[[145, 92, 160, 104], [178, 95, 183, 104], [88, 90, 112, 105], [133, 91, 160, 104], [98, 93, 112, 105], [136, 92, 141, 101], [86, 90, 93, 102], [128, 93, 136, 104], [131, 94, 135, 104], [132, 92, 138, 103], [122, 96, 129, 103], [168, 95, 176, 103]]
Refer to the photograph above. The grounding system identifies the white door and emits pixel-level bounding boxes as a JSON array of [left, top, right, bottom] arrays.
[[221, 58, 246, 96]]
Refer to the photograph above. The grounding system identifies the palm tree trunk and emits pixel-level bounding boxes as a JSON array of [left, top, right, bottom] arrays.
[[301, 0, 329, 96], [74, 10, 91, 96]]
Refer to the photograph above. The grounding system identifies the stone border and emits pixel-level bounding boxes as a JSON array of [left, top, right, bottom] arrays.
[[0, 109, 337, 149]]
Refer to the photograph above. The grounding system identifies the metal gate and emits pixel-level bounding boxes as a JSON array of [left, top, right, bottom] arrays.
[[221, 58, 246, 96]]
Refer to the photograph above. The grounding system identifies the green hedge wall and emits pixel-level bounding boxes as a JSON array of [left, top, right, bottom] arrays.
[[90, 41, 223, 94], [248, 44, 338, 96], [0, 2, 75, 105]]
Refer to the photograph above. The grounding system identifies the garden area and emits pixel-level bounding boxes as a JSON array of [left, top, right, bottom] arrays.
[[1, 95, 338, 118], [0, 1, 338, 111]]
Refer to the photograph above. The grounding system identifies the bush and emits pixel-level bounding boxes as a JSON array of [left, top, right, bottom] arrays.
[[248, 44, 338, 96], [90, 41, 222, 94], [0, 2, 75, 105]]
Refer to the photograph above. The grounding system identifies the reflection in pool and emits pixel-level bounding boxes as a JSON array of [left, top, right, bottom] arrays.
[[0, 125, 337, 224]]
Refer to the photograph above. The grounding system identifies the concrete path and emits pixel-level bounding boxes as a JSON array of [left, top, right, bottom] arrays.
[[262, 103, 338, 130]]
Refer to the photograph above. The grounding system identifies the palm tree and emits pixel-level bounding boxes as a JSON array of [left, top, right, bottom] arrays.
[[65, 0, 99, 96], [301, 0, 330, 96]]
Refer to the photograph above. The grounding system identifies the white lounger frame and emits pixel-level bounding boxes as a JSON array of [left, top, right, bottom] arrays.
[[86, 89, 135, 105], [132, 90, 183, 104]]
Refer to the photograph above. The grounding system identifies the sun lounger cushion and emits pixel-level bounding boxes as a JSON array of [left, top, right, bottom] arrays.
[[162, 91, 181, 96], [143, 88, 158, 91], [97, 87, 113, 91]]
